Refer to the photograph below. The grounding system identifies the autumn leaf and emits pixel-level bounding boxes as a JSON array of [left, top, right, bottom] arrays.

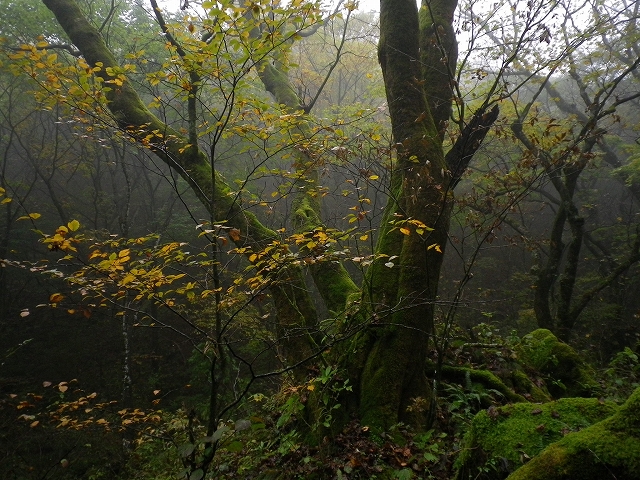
[[229, 228, 241, 241], [49, 293, 64, 303], [67, 219, 80, 231], [16, 213, 41, 221], [427, 244, 442, 253], [399, 227, 410, 236]]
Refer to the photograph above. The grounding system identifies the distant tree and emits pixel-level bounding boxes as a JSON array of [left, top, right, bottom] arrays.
[[452, 0, 640, 342]]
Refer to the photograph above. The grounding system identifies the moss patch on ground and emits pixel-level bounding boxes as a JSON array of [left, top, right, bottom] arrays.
[[454, 397, 618, 480]]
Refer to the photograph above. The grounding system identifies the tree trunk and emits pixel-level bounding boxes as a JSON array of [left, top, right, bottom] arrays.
[[350, 0, 457, 429]]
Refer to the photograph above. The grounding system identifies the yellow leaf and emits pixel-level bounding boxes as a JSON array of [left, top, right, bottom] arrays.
[[30, 420, 40, 428], [17, 213, 41, 221], [1, 197, 12, 204], [67, 219, 80, 231], [359, 234, 369, 241], [368, 175, 379, 180], [307, 384, 315, 391], [399, 227, 410, 236], [49, 293, 64, 303]]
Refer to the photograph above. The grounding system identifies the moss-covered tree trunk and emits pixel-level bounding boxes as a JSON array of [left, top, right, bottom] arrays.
[[346, 0, 499, 429], [348, 0, 457, 429]]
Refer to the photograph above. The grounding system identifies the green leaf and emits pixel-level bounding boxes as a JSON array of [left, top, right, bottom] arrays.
[[201, 425, 229, 444], [189, 469, 204, 480], [394, 468, 413, 480], [424, 452, 438, 462], [178, 443, 195, 458], [226, 440, 243, 453]]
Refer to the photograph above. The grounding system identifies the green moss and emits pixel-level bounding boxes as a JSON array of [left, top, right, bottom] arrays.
[[455, 397, 618, 480], [510, 370, 551, 403], [516, 329, 599, 398], [506, 387, 640, 480], [438, 364, 527, 403]]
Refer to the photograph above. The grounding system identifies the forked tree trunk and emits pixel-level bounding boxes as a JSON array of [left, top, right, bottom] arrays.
[[345, 0, 457, 429]]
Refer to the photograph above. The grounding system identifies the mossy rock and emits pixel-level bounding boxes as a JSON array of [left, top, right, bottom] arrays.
[[454, 397, 617, 480], [516, 329, 599, 398], [510, 370, 551, 403], [506, 387, 640, 480], [437, 364, 527, 404]]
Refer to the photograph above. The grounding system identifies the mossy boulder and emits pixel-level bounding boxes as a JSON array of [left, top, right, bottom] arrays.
[[506, 386, 640, 480], [454, 397, 617, 480], [516, 329, 599, 398], [510, 370, 551, 403], [437, 364, 527, 404]]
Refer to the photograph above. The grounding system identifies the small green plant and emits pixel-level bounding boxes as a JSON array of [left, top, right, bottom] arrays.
[[603, 346, 640, 401], [414, 429, 447, 463], [443, 372, 505, 428]]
